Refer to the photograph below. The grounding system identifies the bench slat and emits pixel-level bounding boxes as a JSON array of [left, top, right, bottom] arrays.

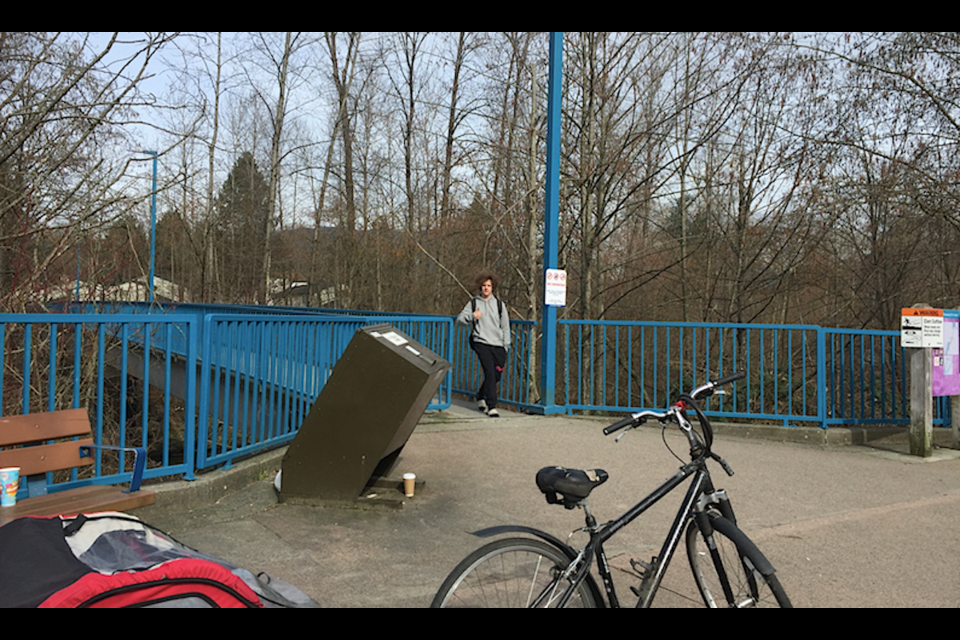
[[0, 485, 155, 527], [0, 439, 94, 477], [0, 409, 92, 446]]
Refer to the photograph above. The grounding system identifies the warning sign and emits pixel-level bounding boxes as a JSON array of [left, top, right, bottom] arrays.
[[545, 269, 567, 308], [901, 308, 944, 349]]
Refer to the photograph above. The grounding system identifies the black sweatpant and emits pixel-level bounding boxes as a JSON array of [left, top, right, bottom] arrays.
[[471, 341, 507, 409]]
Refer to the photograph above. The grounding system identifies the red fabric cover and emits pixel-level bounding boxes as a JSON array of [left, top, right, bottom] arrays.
[[39, 558, 266, 608]]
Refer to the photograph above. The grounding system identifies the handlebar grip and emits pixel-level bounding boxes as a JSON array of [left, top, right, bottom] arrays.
[[604, 415, 636, 436], [714, 371, 746, 387]]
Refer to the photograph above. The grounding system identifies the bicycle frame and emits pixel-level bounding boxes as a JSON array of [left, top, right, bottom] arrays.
[[557, 455, 733, 609]]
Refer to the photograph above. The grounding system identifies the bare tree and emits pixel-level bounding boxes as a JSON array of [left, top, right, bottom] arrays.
[[323, 32, 362, 308], [687, 36, 833, 325], [243, 32, 307, 304], [0, 32, 179, 310], [385, 32, 431, 238]]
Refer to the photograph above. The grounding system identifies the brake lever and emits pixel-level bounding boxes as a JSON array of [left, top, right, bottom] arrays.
[[711, 452, 735, 477], [615, 416, 647, 442]]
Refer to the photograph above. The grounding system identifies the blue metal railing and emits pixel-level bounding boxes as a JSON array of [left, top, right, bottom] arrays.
[[821, 328, 950, 427], [196, 313, 454, 470], [198, 315, 359, 470], [558, 320, 823, 426], [824, 328, 904, 426], [2, 306, 950, 492], [0, 309, 453, 487], [557, 320, 947, 429], [0, 313, 198, 491]]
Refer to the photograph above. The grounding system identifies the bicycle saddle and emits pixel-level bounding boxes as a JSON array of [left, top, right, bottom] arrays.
[[536, 467, 609, 509]]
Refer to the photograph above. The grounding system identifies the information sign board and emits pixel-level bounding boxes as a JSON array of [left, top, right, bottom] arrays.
[[933, 310, 960, 397]]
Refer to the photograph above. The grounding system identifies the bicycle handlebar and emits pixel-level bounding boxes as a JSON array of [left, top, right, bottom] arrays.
[[713, 371, 746, 387], [603, 415, 636, 436], [602, 371, 746, 440]]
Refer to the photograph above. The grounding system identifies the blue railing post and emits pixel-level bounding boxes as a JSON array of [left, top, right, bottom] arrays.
[[184, 318, 198, 481], [817, 325, 828, 429], [196, 314, 213, 472]]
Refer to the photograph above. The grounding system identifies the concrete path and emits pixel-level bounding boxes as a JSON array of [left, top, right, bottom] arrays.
[[132, 400, 960, 608]]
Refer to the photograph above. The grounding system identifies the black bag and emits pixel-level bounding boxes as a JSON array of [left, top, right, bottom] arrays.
[[0, 513, 319, 608]]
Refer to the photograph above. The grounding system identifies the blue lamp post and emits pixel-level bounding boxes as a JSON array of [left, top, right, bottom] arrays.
[[141, 150, 158, 304], [538, 32, 564, 414]]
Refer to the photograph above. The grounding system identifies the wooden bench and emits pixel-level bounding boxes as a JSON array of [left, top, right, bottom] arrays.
[[0, 409, 155, 527]]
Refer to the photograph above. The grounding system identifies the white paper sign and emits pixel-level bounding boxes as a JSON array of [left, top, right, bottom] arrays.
[[380, 331, 408, 347], [924, 316, 945, 349], [545, 269, 567, 308]]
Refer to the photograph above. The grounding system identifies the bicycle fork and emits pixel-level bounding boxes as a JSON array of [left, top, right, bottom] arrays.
[[691, 485, 767, 608], [692, 489, 738, 606], [626, 469, 739, 608]]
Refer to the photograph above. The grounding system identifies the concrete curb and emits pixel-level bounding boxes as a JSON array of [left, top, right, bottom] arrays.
[[137, 448, 286, 515], [710, 422, 958, 448]]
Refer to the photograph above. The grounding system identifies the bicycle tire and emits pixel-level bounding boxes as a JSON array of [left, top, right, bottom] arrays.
[[431, 537, 601, 608], [685, 514, 792, 608]]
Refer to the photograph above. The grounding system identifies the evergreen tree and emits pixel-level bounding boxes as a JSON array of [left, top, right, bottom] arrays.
[[214, 152, 269, 303]]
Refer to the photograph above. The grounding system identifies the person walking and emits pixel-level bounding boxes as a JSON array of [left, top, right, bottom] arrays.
[[457, 271, 511, 417]]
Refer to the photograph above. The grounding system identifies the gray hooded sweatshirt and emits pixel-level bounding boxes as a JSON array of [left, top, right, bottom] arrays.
[[457, 296, 511, 351]]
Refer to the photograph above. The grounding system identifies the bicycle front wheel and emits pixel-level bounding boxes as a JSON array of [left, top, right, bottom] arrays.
[[685, 515, 792, 608], [431, 537, 600, 608]]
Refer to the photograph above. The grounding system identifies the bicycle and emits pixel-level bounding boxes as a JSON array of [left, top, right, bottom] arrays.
[[431, 371, 792, 608]]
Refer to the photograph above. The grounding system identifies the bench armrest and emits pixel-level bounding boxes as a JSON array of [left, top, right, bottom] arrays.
[[79, 445, 147, 493]]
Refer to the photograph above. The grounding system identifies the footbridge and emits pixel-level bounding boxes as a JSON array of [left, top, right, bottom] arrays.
[[0, 302, 949, 492]]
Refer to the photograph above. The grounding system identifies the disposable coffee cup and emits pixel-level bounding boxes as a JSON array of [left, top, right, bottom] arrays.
[[403, 473, 416, 498], [0, 467, 21, 508]]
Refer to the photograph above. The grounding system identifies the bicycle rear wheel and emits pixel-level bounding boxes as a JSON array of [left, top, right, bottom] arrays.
[[685, 515, 792, 608], [431, 537, 600, 608]]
